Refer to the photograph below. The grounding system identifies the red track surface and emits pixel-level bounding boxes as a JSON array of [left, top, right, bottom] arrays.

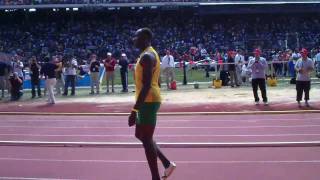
[[0, 114, 319, 180]]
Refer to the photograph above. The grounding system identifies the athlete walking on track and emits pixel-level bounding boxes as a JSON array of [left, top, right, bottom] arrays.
[[128, 28, 176, 180]]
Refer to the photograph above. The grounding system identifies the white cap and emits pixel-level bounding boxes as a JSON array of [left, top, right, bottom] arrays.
[[107, 52, 112, 56], [121, 53, 127, 57]]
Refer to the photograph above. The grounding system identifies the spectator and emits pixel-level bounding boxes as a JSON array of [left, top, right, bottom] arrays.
[[241, 61, 251, 86], [12, 54, 24, 82], [161, 50, 175, 89], [295, 48, 314, 107], [315, 49, 320, 77], [29, 56, 42, 98], [5, 56, 13, 95], [89, 54, 100, 94], [118, 53, 129, 93], [55, 55, 65, 95], [235, 49, 245, 85], [40, 56, 61, 104], [104, 52, 116, 93], [9, 72, 23, 101], [247, 49, 268, 105], [227, 50, 239, 87], [0, 60, 7, 99], [63, 56, 78, 96]]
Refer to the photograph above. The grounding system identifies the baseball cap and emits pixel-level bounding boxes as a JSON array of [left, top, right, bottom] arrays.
[[300, 48, 308, 55], [254, 49, 261, 55]]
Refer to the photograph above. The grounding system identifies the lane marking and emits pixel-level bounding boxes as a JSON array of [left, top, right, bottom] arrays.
[[0, 125, 320, 129], [0, 140, 319, 148], [0, 117, 320, 123], [0, 177, 76, 180], [0, 133, 320, 137], [0, 157, 320, 164], [0, 110, 319, 116]]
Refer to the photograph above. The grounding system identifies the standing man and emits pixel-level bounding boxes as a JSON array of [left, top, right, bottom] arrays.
[[12, 54, 24, 79], [235, 49, 245, 86], [40, 56, 61, 104], [104, 52, 116, 93], [29, 56, 42, 98], [247, 49, 268, 105], [118, 53, 129, 93], [315, 48, 320, 77], [89, 54, 100, 95], [128, 28, 176, 180], [161, 50, 175, 90], [0, 59, 7, 99], [295, 48, 314, 107], [63, 56, 78, 96], [227, 50, 239, 87], [12, 54, 24, 90], [55, 55, 64, 95]]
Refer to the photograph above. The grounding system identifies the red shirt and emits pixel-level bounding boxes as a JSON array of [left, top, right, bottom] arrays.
[[104, 58, 116, 71]]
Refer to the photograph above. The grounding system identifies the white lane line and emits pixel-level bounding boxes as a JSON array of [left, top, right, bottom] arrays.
[[0, 177, 76, 180], [0, 157, 319, 164], [1, 140, 319, 148], [0, 133, 320, 137], [0, 117, 319, 123], [0, 125, 320, 129]]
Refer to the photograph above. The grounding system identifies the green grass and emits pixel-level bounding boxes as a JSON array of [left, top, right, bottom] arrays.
[[101, 68, 214, 86]]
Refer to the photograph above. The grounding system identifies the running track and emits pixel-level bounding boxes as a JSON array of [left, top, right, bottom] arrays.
[[0, 113, 319, 180]]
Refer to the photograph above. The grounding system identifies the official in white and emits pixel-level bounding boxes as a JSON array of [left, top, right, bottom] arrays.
[[235, 49, 245, 85], [161, 50, 175, 89]]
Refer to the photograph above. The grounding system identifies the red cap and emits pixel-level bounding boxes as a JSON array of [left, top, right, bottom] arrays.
[[300, 48, 308, 55], [254, 49, 261, 55]]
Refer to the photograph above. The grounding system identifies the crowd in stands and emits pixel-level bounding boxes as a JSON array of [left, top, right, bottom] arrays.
[[0, 12, 319, 103], [0, 13, 319, 63], [0, 0, 267, 6]]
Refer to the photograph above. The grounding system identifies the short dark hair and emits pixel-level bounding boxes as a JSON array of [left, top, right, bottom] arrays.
[[140, 28, 153, 41]]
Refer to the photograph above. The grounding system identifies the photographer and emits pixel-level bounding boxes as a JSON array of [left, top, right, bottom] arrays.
[[55, 55, 64, 95], [89, 54, 100, 95], [247, 49, 268, 105], [0, 59, 7, 99], [29, 56, 42, 98], [63, 56, 78, 96], [295, 48, 314, 107], [119, 53, 129, 93], [9, 72, 23, 101], [12, 54, 24, 81]]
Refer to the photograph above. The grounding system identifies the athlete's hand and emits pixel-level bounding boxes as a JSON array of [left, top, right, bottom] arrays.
[[128, 111, 137, 127]]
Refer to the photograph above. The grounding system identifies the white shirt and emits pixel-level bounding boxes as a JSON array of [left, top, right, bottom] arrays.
[[64, 59, 78, 75], [315, 53, 320, 62], [200, 48, 208, 57], [161, 55, 175, 68], [235, 54, 244, 67], [13, 61, 24, 78], [292, 52, 301, 60], [295, 58, 314, 81]]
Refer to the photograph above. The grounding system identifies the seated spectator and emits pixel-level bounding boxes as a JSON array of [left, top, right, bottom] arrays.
[[9, 72, 23, 101]]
